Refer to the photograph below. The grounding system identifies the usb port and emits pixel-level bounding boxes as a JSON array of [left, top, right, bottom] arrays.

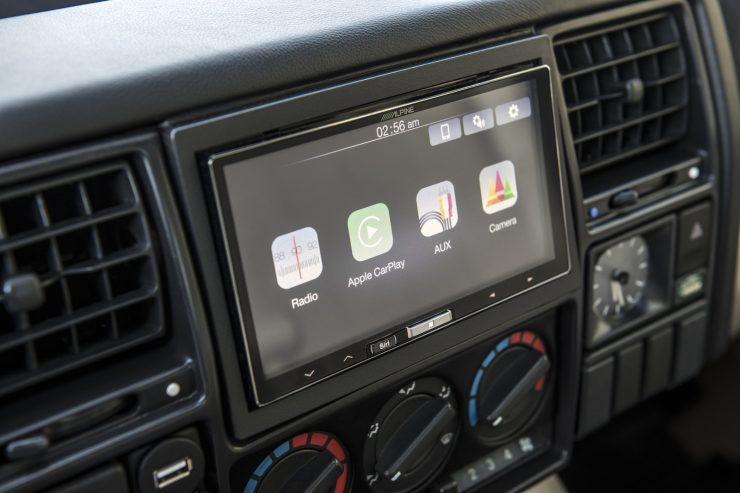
[[153, 457, 193, 489]]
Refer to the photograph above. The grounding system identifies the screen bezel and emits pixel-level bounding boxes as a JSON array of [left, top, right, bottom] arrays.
[[208, 65, 570, 405]]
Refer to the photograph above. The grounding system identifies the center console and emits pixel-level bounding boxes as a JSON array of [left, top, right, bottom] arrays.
[[167, 34, 582, 493]]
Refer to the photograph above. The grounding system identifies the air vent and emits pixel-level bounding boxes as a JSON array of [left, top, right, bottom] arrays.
[[555, 12, 689, 175], [0, 164, 163, 396]]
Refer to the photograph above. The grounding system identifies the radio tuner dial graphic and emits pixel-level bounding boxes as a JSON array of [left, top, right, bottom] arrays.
[[468, 331, 551, 445], [363, 377, 459, 493], [244, 432, 350, 493], [591, 235, 649, 326]]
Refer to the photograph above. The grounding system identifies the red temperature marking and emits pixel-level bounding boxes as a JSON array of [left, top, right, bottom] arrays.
[[292, 433, 308, 448], [533, 338, 545, 353], [510, 332, 522, 344], [326, 439, 346, 462], [334, 465, 348, 492], [535, 376, 545, 392], [310, 433, 328, 447]]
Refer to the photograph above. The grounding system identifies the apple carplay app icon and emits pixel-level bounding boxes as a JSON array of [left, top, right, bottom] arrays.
[[347, 203, 394, 261]]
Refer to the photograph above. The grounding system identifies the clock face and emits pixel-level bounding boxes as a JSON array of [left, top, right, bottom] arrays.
[[591, 236, 649, 327]]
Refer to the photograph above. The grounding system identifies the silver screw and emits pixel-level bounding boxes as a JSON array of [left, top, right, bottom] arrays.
[[166, 382, 181, 398]]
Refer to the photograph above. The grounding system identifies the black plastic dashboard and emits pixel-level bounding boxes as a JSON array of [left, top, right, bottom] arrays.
[[1, 0, 739, 493]]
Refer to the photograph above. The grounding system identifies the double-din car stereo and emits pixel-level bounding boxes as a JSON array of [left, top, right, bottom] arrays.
[[207, 66, 570, 405]]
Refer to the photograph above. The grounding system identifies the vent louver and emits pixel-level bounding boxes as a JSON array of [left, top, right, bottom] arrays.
[[554, 12, 689, 175], [0, 164, 162, 397]]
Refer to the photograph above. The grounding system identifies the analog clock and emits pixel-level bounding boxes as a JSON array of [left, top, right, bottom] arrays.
[[591, 236, 649, 340]]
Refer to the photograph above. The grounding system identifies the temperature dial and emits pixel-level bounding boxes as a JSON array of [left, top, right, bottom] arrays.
[[468, 331, 551, 445], [245, 432, 350, 493], [363, 377, 458, 492]]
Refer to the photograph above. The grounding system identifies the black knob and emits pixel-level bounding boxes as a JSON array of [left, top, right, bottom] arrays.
[[245, 432, 350, 493], [478, 349, 550, 427], [376, 397, 455, 481], [364, 378, 458, 493], [275, 449, 343, 493], [468, 331, 551, 445]]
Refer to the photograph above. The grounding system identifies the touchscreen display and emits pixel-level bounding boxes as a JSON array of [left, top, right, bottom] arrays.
[[209, 67, 569, 404]]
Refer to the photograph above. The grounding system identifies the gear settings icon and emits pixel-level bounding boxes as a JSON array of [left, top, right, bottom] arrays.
[[508, 103, 520, 119]]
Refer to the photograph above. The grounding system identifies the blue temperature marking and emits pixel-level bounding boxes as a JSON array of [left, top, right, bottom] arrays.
[[273, 441, 290, 458], [496, 338, 510, 352], [244, 479, 258, 493], [482, 350, 496, 368], [255, 456, 272, 477], [589, 207, 600, 219], [469, 399, 478, 426], [471, 369, 484, 397]]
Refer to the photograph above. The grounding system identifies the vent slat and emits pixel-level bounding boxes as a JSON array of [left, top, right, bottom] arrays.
[[0, 204, 140, 253], [0, 287, 158, 351], [555, 11, 689, 174], [573, 104, 685, 145], [579, 136, 680, 176], [0, 165, 163, 396], [561, 42, 680, 80]]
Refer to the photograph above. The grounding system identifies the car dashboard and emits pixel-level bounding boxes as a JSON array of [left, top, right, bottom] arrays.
[[1, 0, 740, 492]]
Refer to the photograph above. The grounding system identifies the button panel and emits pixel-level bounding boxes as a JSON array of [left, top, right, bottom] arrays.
[[676, 202, 711, 276], [406, 310, 453, 338], [433, 426, 550, 493], [368, 335, 398, 355]]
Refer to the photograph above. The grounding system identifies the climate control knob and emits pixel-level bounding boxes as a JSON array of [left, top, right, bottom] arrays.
[[245, 432, 350, 493], [364, 377, 458, 492], [468, 331, 551, 444]]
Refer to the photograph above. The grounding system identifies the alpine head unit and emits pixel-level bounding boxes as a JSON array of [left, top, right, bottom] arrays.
[[208, 66, 569, 405]]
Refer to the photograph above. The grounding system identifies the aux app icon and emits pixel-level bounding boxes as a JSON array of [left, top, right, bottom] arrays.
[[416, 181, 458, 237]]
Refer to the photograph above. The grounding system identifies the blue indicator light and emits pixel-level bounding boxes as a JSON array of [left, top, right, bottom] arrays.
[[273, 441, 290, 458], [255, 456, 272, 477], [496, 338, 510, 352], [471, 369, 484, 396], [244, 479, 258, 493], [469, 399, 478, 427], [589, 207, 599, 219], [482, 350, 496, 368]]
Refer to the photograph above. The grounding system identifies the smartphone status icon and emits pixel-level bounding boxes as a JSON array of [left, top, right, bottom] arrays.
[[271, 227, 323, 289], [428, 118, 462, 146], [417, 181, 459, 237]]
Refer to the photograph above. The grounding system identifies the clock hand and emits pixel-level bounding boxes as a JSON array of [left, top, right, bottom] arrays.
[[616, 282, 625, 306], [610, 280, 619, 303]]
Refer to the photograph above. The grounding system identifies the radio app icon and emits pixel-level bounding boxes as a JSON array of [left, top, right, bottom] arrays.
[[271, 227, 323, 289], [416, 181, 458, 237], [479, 160, 518, 214]]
